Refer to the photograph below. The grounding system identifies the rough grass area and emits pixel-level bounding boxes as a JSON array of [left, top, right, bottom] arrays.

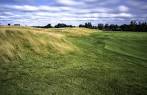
[[0, 26, 147, 95]]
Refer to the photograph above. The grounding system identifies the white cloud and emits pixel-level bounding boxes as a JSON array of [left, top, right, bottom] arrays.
[[95, 12, 132, 18], [83, 0, 98, 2], [0, 4, 114, 14], [2, 12, 14, 15], [13, 5, 38, 11], [1, 5, 73, 12], [56, 0, 85, 6], [0, 3, 134, 26], [118, 5, 129, 12]]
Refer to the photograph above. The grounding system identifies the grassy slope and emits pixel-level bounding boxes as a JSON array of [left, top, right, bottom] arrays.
[[0, 26, 147, 95]]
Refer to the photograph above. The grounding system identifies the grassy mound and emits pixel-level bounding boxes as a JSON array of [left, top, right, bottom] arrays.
[[0, 26, 147, 95]]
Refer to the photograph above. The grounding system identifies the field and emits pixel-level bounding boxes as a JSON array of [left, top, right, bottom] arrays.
[[0, 26, 147, 95]]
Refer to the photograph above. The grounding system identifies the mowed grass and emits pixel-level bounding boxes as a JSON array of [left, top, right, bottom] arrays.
[[0, 26, 147, 95]]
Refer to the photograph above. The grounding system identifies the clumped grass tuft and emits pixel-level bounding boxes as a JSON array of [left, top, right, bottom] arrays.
[[0, 27, 80, 62]]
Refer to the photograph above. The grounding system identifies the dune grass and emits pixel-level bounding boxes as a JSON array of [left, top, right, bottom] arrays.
[[0, 26, 147, 95]]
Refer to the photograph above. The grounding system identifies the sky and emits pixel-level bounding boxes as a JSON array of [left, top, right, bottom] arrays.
[[0, 0, 147, 26]]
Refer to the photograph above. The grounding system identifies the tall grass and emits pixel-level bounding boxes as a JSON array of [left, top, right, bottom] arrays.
[[0, 27, 95, 63]]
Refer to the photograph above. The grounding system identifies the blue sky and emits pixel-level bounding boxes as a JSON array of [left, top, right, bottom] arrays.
[[0, 0, 147, 26]]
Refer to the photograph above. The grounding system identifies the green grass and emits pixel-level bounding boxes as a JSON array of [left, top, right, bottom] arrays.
[[0, 26, 147, 95]]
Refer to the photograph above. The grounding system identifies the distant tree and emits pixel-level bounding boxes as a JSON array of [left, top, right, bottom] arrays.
[[8, 23, 11, 26], [85, 22, 93, 28], [92, 26, 97, 29], [79, 24, 85, 27], [55, 23, 66, 28], [41, 20, 147, 32], [109, 24, 120, 31], [120, 24, 129, 31], [139, 22, 147, 32], [54, 23, 73, 28], [130, 20, 137, 31], [68, 25, 73, 27], [98, 24, 104, 30], [104, 24, 109, 30], [44, 24, 52, 28]]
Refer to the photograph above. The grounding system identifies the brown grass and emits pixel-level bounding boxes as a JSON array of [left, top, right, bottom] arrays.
[[0, 27, 85, 62]]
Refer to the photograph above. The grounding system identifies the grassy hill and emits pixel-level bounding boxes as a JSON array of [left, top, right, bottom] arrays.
[[0, 26, 147, 95]]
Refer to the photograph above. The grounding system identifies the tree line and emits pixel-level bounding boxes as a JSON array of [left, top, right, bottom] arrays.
[[79, 21, 147, 32], [40, 20, 147, 32]]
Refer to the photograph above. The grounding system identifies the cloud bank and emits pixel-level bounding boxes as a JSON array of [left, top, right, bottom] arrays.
[[0, 0, 147, 26]]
